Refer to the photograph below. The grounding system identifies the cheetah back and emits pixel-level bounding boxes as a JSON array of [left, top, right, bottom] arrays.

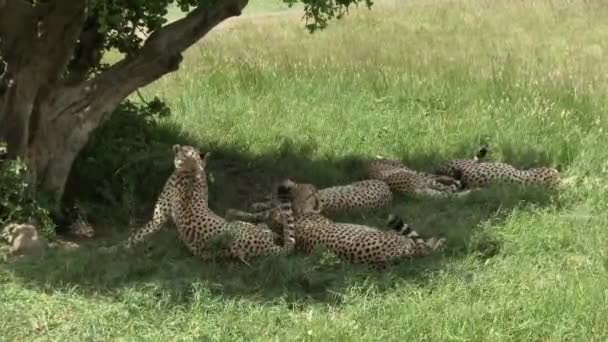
[[280, 180, 444, 269], [318, 180, 393, 214], [457, 162, 560, 188]]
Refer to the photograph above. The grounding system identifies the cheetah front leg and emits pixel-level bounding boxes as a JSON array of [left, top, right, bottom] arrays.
[[100, 184, 172, 253]]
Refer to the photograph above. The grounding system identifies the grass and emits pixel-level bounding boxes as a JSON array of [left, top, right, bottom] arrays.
[[3, 0, 608, 340]]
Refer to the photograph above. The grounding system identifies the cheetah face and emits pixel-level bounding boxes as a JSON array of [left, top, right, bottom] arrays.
[[3, 224, 36, 243], [172, 144, 210, 173], [279, 179, 323, 216]]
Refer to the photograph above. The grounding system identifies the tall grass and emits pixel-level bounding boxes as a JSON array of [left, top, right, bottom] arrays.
[[2, 0, 608, 340]]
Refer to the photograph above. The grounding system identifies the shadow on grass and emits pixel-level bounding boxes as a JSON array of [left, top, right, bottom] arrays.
[[3, 124, 565, 307]]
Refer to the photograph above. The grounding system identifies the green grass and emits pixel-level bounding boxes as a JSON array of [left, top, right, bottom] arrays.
[[3, 0, 608, 340]]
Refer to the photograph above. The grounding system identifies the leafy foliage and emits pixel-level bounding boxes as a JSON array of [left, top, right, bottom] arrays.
[[62, 0, 373, 218], [0, 145, 56, 239], [66, 98, 174, 223], [69, 0, 373, 78], [284, 0, 374, 31]]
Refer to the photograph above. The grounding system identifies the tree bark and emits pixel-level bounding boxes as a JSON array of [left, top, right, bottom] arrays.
[[0, 0, 249, 203]]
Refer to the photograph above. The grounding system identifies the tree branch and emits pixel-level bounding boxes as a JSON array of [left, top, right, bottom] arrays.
[[27, 0, 249, 194], [0, 0, 85, 156], [65, 15, 105, 84], [144, 0, 248, 56], [36, 0, 87, 84], [49, 0, 249, 125]]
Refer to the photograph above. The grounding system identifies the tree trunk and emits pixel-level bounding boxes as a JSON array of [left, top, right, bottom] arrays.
[[0, 0, 249, 205]]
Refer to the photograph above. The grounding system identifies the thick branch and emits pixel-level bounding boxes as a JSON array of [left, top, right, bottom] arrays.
[[36, 0, 87, 85], [66, 15, 105, 84], [0, 0, 39, 50], [50, 0, 249, 125], [0, 0, 85, 157], [145, 0, 248, 56], [29, 0, 249, 196]]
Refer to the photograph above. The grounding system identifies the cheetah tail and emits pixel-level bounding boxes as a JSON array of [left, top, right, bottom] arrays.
[[386, 213, 422, 240]]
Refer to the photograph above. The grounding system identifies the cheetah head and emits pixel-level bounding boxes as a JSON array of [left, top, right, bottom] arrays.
[[2, 223, 37, 244], [172, 144, 210, 173], [277, 179, 323, 216]]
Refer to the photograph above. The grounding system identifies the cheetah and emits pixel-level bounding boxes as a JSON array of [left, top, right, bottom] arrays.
[[226, 179, 393, 223], [101, 145, 295, 262], [2, 223, 46, 257], [435, 145, 560, 189], [65, 203, 96, 239], [366, 158, 467, 198], [434, 143, 490, 179], [273, 179, 446, 270]]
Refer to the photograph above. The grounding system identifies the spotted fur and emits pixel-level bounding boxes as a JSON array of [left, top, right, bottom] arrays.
[[366, 158, 466, 198], [434, 143, 489, 179], [275, 179, 446, 270], [67, 204, 95, 239], [435, 145, 560, 188], [108, 145, 295, 261], [227, 179, 393, 223], [450, 162, 560, 189]]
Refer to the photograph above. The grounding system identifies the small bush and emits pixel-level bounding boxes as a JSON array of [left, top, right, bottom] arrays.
[[66, 97, 176, 224], [0, 143, 56, 240]]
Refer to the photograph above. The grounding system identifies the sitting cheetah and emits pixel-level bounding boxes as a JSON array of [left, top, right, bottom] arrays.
[[273, 179, 446, 270], [366, 158, 467, 198], [226, 179, 393, 223], [435, 145, 560, 189], [101, 145, 295, 261]]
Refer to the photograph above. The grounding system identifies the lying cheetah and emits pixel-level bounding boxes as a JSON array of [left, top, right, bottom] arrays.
[[101, 145, 295, 261], [435, 145, 560, 188], [226, 179, 393, 223], [366, 158, 467, 198], [274, 179, 445, 270], [2, 223, 46, 257], [434, 143, 489, 179]]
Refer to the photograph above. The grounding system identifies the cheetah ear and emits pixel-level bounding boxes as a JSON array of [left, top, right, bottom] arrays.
[[172, 144, 181, 154]]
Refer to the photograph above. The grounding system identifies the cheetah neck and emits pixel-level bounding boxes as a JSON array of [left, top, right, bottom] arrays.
[[174, 170, 209, 207]]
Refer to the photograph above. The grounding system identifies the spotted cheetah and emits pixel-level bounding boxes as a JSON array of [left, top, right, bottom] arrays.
[[226, 179, 393, 223], [366, 158, 467, 198], [102, 145, 295, 261], [65, 203, 95, 239], [2, 223, 46, 257], [273, 179, 446, 270], [434, 143, 489, 179], [435, 145, 560, 189]]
